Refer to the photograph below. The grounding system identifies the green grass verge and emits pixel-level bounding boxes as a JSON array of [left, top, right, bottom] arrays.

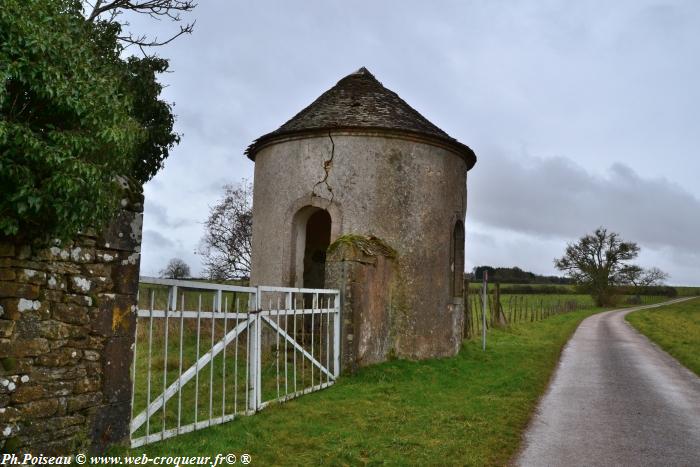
[[121, 309, 599, 466], [675, 286, 700, 297], [625, 298, 700, 376]]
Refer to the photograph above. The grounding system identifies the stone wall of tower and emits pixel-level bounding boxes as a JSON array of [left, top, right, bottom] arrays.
[[250, 132, 467, 361]]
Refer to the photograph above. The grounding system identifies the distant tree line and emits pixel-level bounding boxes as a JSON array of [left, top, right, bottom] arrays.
[[469, 266, 574, 285], [493, 284, 677, 297]]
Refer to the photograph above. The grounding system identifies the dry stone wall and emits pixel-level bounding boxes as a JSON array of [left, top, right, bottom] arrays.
[[0, 191, 143, 454]]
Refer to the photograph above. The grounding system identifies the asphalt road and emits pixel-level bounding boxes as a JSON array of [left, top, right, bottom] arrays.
[[516, 298, 700, 467]]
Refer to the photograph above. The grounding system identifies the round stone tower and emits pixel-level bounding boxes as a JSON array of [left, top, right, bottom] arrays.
[[246, 67, 476, 364]]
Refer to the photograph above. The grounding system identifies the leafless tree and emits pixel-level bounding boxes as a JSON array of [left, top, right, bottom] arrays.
[[83, 0, 196, 49], [160, 257, 191, 279], [199, 182, 252, 281], [622, 266, 669, 287]]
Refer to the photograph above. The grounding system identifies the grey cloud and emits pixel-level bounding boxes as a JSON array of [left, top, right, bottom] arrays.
[[144, 199, 190, 229], [470, 151, 700, 255], [142, 230, 175, 249]]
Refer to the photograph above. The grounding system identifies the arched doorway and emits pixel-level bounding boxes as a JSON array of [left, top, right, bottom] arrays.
[[303, 210, 331, 288], [290, 206, 333, 288]]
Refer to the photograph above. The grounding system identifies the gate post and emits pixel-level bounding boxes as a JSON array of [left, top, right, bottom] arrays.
[[248, 287, 263, 412], [333, 290, 341, 377]]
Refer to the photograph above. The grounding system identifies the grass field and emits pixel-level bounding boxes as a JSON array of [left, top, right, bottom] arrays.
[[675, 286, 700, 297], [625, 298, 700, 376], [121, 308, 600, 465]]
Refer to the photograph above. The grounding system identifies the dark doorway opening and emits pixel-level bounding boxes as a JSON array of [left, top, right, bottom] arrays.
[[303, 210, 331, 289]]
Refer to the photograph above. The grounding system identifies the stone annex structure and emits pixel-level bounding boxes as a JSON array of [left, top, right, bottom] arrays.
[[0, 184, 142, 454], [247, 67, 477, 370]]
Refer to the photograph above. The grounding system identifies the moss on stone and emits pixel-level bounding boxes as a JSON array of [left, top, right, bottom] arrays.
[[327, 234, 397, 259], [3, 436, 22, 453], [1, 357, 17, 372]]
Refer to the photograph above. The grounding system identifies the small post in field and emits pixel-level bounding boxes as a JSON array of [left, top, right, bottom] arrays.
[[482, 271, 488, 351]]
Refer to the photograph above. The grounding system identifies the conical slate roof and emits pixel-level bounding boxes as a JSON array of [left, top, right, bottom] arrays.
[[245, 67, 476, 169]]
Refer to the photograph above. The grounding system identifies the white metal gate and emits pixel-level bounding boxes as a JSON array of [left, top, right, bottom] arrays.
[[130, 277, 341, 447]]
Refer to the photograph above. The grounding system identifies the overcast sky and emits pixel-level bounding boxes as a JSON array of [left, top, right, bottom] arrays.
[[128, 0, 700, 285]]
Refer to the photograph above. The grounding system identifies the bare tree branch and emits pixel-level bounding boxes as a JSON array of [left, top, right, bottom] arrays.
[[199, 182, 253, 281], [83, 0, 196, 48]]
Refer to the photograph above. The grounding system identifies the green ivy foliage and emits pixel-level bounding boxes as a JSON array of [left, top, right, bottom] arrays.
[[0, 0, 178, 241]]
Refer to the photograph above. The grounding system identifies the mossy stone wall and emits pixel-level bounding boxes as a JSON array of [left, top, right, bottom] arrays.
[[0, 191, 142, 454]]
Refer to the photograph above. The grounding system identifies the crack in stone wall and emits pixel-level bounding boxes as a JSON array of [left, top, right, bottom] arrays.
[[312, 131, 336, 204]]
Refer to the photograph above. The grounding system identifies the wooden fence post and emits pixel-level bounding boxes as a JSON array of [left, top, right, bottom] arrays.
[[463, 277, 471, 338], [494, 282, 508, 326]]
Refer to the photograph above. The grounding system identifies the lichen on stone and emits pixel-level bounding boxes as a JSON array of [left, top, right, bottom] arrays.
[[327, 234, 397, 259]]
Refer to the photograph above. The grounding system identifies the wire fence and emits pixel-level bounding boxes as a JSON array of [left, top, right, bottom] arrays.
[[462, 281, 668, 339]]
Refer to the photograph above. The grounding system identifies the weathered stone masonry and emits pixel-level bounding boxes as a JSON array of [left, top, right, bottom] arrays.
[[0, 189, 142, 454]]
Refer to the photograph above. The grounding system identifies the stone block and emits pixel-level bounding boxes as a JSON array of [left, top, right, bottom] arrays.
[[35, 246, 70, 262], [111, 264, 139, 296], [0, 282, 39, 299], [82, 263, 111, 278], [69, 246, 95, 263], [90, 401, 130, 453], [11, 384, 45, 403], [74, 376, 101, 394], [36, 348, 82, 367], [41, 289, 65, 303], [52, 303, 90, 325], [0, 338, 49, 358], [9, 259, 46, 271], [45, 262, 81, 275], [83, 350, 100, 362], [71, 335, 105, 351], [23, 421, 83, 445], [0, 406, 21, 423], [97, 210, 142, 252], [32, 365, 87, 382], [17, 398, 59, 418], [16, 269, 47, 285], [34, 321, 84, 340], [90, 275, 114, 294], [48, 339, 68, 351], [0, 269, 16, 281], [91, 294, 136, 338], [66, 392, 102, 413], [64, 294, 92, 306], [0, 320, 15, 338], [102, 337, 132, 404], [94, 251, 118, 263], [44, 380, 74, 397]]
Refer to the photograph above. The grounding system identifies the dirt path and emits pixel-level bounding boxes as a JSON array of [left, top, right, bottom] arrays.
[[516, 298, 700, 467]]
